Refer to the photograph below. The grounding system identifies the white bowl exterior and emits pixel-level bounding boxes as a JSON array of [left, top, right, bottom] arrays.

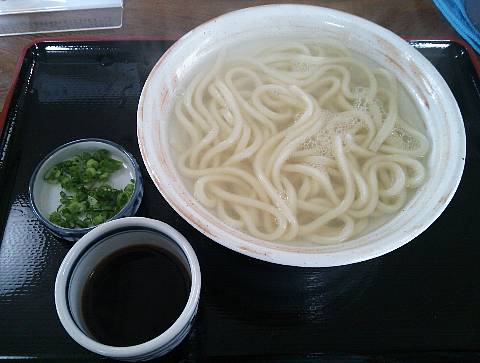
[[137, 5, 466, 267]]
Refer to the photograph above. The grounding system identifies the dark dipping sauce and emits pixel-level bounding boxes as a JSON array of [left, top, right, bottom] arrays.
[[81, 244, 191, 347]]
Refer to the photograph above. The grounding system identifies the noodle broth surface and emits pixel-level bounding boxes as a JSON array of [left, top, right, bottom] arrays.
[[168, 39, 429, 246]]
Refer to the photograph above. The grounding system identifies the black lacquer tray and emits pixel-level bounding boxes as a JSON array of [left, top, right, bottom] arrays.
[[0, 39, 479, 362]]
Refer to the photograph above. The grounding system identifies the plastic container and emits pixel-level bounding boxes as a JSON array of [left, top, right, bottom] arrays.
[[0, 0, 122, 36]]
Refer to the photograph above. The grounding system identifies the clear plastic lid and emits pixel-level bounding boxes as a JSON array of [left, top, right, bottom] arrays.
[[0, 0, 123, 36]]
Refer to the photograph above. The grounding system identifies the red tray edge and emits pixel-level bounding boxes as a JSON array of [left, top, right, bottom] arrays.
[[0, 35, 478, 137]]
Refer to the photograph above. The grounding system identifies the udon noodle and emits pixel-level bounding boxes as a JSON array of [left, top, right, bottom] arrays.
[[170, 40, 429, 244]]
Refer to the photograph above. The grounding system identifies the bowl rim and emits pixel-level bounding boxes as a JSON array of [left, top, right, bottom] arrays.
[[137, 4, 466, 267], [54, 216, 201, 359], [28, 138, 143, 237]]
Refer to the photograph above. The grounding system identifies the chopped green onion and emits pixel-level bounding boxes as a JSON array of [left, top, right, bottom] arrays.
[[43, 149, 135, 228]]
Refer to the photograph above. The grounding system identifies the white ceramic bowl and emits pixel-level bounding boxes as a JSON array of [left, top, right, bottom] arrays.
[[55, 217, 201, 361], [137, 5, 466, 267]]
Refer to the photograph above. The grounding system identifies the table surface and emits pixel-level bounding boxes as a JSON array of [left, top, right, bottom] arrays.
[[0, 0, 472, 113]]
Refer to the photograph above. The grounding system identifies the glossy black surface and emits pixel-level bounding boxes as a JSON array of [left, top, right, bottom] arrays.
[[0, 40, 479, 362]]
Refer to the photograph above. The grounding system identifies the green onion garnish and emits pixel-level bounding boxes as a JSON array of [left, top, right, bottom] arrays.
[[44, 149, 135, 228]]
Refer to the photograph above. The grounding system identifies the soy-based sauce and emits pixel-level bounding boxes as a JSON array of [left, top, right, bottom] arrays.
[[81, 244, 190, 347]]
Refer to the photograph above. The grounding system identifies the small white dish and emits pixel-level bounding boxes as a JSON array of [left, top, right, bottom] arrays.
[[55, 217, 201, 361], [29, 138, 143, 241]]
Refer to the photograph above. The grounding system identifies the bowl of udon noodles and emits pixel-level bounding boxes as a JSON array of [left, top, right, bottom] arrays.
[[137, 5, 465, 267]]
